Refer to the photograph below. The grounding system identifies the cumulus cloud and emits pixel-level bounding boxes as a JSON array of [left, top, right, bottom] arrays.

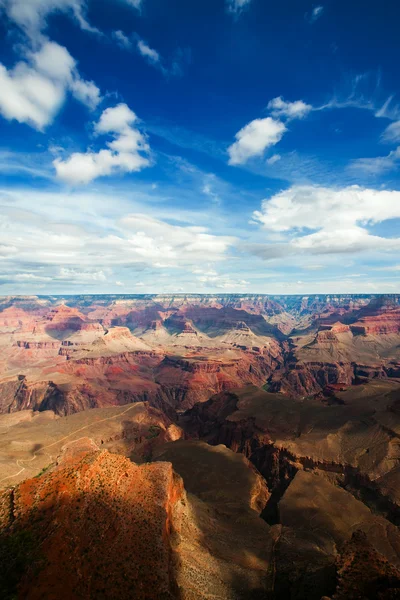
[[250, 185, 400, 259], [0, 40, 101, 129], [228, 96, 314, 166], [226, 0, 252, 14], [228, 118, 286, 165], [53, 103, 150, 184], [267, 96, 313, 120], [69, 77, 101, 110]]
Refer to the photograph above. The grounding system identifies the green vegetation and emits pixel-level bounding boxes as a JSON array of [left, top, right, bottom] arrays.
[[33, 463, 54, 478], [146, 425, 161, 440]]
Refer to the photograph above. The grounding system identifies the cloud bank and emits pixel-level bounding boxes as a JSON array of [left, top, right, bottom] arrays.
[[250, 185, 400, 258]]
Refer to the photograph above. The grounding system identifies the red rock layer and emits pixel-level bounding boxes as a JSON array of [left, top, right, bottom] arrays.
[[0, 443, 185, 600]]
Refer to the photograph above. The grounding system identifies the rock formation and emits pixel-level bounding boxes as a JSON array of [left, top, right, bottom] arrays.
[[0, 438, 277, 599]]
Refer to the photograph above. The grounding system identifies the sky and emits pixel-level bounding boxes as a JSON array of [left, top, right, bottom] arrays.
[[0, 0, 400, 295]]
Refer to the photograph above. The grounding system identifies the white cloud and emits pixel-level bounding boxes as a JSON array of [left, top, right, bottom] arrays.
[[31, 39, 75, 79], [54, 103, 150, 184], [266, 154, 281, 165], [254, 185, 400, 232], [228, 118, 286, 165], [382, 120, 400, 143], [349, 147, 400, 175], [302, 264, 324, 271], [196, 272, 249, 289], [122, 0, 142, 8], [267, 96, 313, 120], [119, 214, 232, 262], [0, 41, 101, 129], [112, 30, 132, 50], [113, 32, 186, 78], [226, 0, 252, 14], [192, 268, 218, 276], [0, 62, 65, 130], [0, 188, 235, 292], [95, 103, 135, 134], [0, 0, 143, 43], [11, 268, 111, 285], [228, 96, 314, 166], [379, 264, 400, 271], [137, 39, 160, 64], [69, 77, 101, 110], [250, 185, 400, 258], [309, 5, 324, 23], [0, 0, 99, 40], [202, 174, 222, 204]]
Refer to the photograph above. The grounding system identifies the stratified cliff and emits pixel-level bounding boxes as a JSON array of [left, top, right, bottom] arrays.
[[0, 293, 399, 416]]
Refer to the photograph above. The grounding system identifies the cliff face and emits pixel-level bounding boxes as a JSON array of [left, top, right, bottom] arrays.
[[1, 371, 400, 599], [350, 309, 400, 335], [183, 382, 400, 520], [182, 382, 400, 598], [0, 438, 276, 600], [0, 442, 186, 600], [1, 294, 400, 417], [0, 339, 282, 416]]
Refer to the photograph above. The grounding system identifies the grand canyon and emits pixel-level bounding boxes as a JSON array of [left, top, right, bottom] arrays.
[[1, 293, 400, 599]]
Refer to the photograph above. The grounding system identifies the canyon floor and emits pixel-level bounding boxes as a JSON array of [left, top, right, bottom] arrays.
[[1, 294, 400, 599]]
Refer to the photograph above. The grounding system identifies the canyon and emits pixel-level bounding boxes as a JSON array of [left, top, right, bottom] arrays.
[[0, 293, 399, 417], [0, 294, 400, 599]]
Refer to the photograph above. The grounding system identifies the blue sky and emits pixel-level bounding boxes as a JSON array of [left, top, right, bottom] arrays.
[[0, 0, 400, 294]]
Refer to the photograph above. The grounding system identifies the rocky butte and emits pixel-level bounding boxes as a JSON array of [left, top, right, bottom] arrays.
[[0, 294, 400, 599]]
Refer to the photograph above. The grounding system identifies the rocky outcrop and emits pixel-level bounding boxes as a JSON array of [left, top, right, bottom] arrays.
[[160, 355, 238, 374], [0, 440, 276, 599], [350, 296, 400, 335], [14, 341, 60, 349], [270, 360, 355, 397], [156, 350, 282, 410], [0, 444, 186, 600], [332, 531, 400, 599], [0, 377, 51, 414]]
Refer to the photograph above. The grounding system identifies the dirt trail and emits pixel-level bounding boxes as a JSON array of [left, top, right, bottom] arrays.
[[0, 403, 139, 485]]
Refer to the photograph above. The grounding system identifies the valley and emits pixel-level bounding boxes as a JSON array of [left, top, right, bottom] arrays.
[[0, 293, 399, 417], [1, 294, 400, 599]]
